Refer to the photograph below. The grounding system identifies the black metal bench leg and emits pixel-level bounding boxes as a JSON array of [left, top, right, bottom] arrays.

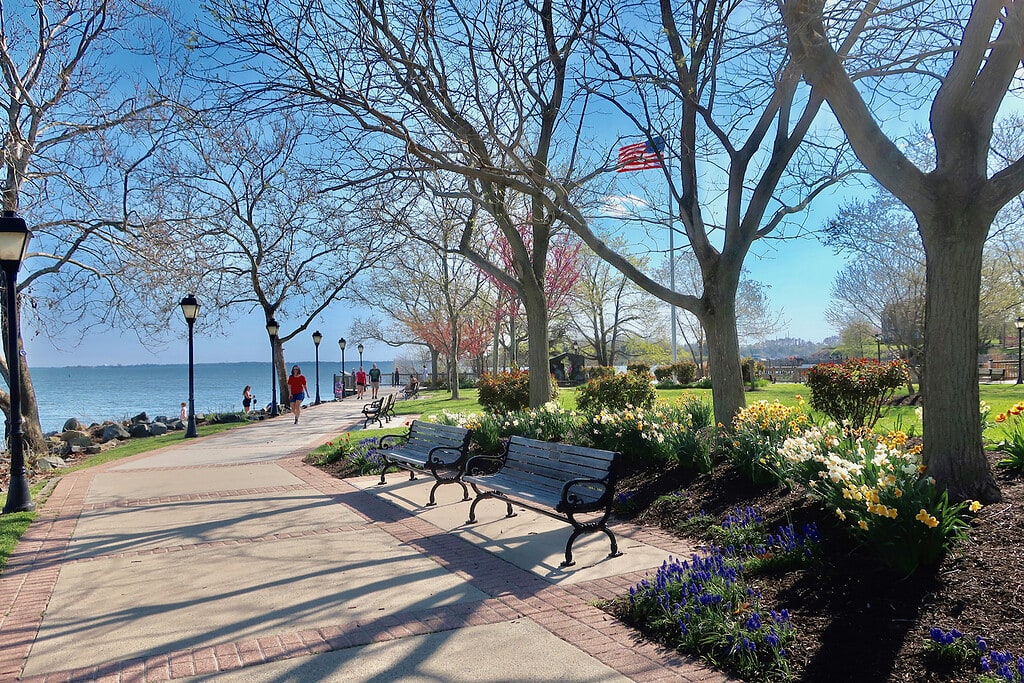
[[466, 494, 515, 524], [426, 480, 442, 507], [459, 481, 471, 501], [561, 527, 583, 567], [603, 526, 623, 559], [378, 457, 389, 485]]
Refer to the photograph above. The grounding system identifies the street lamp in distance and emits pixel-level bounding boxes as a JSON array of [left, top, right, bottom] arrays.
[[1015, 317, 1023, 385], [358, 343, 364, 368], [874, 333, 883, 363], [0, 211, 33, 514], [338, 337, 347, 399], [179, 294, 200, 438], [312, 330, 323, 404], [266, 318, 280, 416]]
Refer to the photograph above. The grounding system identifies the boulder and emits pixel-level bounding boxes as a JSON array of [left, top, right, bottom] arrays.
[[37, 455, 67, 471], [127, 423, 152, 438], [210, 413, 243, 424], [62, 417, 83, 432], [130, 411, 150, 424], [101, 424, 131, 443], [59, 430, 93, 448], [149, 422, 169, 436], [85, 444, 102, 455]]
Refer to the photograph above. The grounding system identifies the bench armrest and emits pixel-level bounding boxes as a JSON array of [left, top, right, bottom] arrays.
[[557, 477, 612, 513], [425, 446, 468, 470], [464, 453, 506, 476], [377, 432, 410, 450]]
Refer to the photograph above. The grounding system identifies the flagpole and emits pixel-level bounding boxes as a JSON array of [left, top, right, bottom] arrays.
[[667, 141, 677, 363]]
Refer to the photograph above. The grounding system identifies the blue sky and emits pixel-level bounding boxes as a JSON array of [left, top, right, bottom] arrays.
[[22, 232, 845, 369]]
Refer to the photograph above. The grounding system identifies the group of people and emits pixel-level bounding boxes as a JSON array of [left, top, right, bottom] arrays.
[[235, 361, 429, 422]]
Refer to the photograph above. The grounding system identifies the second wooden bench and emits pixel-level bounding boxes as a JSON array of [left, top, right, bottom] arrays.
[[463, 436, 622, 567]]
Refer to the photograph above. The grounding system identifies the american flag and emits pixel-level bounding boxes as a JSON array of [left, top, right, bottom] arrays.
[[617, 135, 665, 172]]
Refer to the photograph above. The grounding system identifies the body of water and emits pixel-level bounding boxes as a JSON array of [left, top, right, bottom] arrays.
[[30, 360, 413, 433]]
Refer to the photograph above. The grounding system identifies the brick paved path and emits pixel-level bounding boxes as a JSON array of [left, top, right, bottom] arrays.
[[0, 401, 734, 682]]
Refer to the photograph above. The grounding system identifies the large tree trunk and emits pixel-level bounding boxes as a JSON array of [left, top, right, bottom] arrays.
[[701, 290, 746, 428], [449, 324, 461, 399], [919, 214, 1001, 503], [523, 283, 552, 408]]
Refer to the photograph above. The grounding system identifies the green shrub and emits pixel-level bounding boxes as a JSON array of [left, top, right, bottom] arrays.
[[741, 358, 765, 385], [653, 366, 674, 382], [585, 365, 616, 380], [626, 362, 651, 375], [672, 360, 698, 384], [476, 370, 559, 413], [692, 376, 713, 389], [576, 372, 656, 414], [805, 359, 908, 428]]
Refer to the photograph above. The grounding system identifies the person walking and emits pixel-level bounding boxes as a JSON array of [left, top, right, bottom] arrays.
[[286, 365, 309, 424], [368, 363, 382, 399], [355, 366, 368, 400], [392, 367, 400, 386], [242, 386, 254, 414], [421, 364, 428, 384]]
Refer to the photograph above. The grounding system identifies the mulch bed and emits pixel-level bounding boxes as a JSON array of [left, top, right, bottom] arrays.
[[614, 451, 1024, 682]]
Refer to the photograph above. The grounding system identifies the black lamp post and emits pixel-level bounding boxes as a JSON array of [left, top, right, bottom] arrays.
[[267, 318, 280, 416], [1016, 317, 1023, 385], [179, 294, 200, 438], [1, 211, 33, 514], [358, 343, 364, 368], [874, 333, 883, 363], [338, 337, 347, 400], [312, 330, 323, 404]]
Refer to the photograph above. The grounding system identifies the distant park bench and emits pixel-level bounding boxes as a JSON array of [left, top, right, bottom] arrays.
[[978, 368, 1006, 383], [376, 420, 474, 506], [463, 436, 622, 567], [361, 393, 395, 429]]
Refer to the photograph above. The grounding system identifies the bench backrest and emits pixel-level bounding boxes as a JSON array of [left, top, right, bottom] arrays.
[[407, 420, 472, 451], [502, 436, 618, 502]]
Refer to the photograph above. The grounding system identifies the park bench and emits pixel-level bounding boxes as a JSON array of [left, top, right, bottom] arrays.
[[401, 383, 420, 399], [463, 436, 622, 567], [361, 393, 395, 429], [376, 420, 474, 506], [978, 368, 1006, 383]]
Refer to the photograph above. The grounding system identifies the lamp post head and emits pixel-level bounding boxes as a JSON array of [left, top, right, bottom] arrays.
[[179, 294, 200, 323], [873, 333, 883, 342], [312, 330, 323, 346], [1016, 317, 1024, 330], [266, 318, 280, 337], [339, 337, 347, 351], [358, 343, 364, 354], [0, 211, 32, 273]]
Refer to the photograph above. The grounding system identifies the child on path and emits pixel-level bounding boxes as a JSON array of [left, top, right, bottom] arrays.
[[287, 365, 309, 424]]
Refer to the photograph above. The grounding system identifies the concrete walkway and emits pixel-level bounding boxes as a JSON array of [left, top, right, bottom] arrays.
[[0, 397, 733, 682]]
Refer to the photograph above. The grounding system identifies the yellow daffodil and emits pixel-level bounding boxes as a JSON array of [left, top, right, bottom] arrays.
[[968, 500, 982, 513]]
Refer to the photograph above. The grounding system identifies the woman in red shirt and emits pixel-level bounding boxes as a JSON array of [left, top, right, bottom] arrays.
[[286, 365, 309, 424], [355, 366, 367, 399]]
